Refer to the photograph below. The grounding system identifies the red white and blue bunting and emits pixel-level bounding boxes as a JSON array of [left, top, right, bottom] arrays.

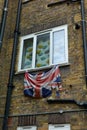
[[24, 65, 62, 98]]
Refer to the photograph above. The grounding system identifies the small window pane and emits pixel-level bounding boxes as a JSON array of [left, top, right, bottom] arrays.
[[17, 126, 37, 130], [49, 124, 70, 130], [53, 29, 65, 64], [35, 33, 50, 68], [21, 38, 33, 69]]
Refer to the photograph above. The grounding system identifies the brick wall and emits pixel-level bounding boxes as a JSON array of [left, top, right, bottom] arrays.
[[0, 0, 87, 130]]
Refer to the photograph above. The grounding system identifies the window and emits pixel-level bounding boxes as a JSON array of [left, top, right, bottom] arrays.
[[17, 126, 37, 130], [49, 124, 70, 130], [18, 25, 68, 72]]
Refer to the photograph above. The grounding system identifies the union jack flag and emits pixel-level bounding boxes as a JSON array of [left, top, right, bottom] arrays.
[[24, 65, 62, 98]]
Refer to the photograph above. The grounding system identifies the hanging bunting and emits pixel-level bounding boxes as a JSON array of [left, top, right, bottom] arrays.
[[24, 65, 62, 98]]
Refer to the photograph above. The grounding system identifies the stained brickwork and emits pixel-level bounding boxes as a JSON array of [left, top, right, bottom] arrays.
[[0, 0, 87, 130]]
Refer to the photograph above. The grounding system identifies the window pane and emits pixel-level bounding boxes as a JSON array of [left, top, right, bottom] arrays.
[[49, 124, 70, 130], [35, 33, 50, 68], [53, 29, 65, 64], [17, 126, 37, 130], [21, 38, 33, 69], [23, 127, 36, 130]]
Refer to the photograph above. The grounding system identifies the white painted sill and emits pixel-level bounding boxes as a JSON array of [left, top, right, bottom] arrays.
[[15, 63, 71, 75]]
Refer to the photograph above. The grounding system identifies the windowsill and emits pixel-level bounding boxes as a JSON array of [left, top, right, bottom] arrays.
[[15, 63, 71, 75]]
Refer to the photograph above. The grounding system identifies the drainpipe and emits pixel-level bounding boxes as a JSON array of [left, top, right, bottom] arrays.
[[0, 108, 87, 118], [0, 0, 8, 49], [2, 0, 22, 130], [80, 0, 87, 85]]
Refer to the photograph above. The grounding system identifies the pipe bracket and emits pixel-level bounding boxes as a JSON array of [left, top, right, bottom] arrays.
[[7, 84, 15, 88], [3, 7, 8, 11]]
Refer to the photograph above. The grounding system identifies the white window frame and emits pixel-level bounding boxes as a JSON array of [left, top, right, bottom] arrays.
[[17, 126, 37, 130], [49, 124, 70, 130], [18, 25, 68, 72]]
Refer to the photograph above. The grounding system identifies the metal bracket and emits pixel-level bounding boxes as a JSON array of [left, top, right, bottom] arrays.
[[47, 0, 81, 7], [47, 99, 87, 108]]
